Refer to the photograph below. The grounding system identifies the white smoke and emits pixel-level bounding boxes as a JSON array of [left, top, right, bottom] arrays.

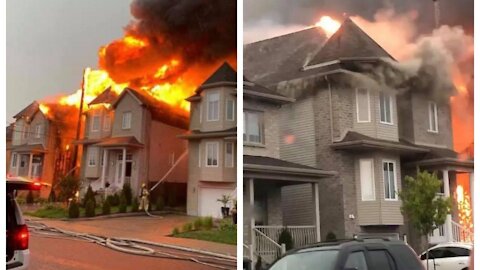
[[244, 20, 308, 44]]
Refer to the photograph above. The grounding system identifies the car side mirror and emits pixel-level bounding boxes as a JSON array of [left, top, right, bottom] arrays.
[[420, 253, 427, 260]]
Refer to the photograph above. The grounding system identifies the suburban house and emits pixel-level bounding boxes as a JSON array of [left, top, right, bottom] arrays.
[[7, 101, 69, 197], [180, 62, 237, 219], [6, 123, 13, 171], [76, 87, 189, 200], [243, 78, 336, 263], [244, 18, 474, 254]]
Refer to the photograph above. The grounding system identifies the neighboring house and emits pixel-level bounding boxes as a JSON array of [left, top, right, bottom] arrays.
[[245, 18, 473, 253], [7, 102, 60, 197], [77, 87, 189, 199], [243, 78, 336, 263], [180, 62, 237, 219], [6, 123, 13, 171]]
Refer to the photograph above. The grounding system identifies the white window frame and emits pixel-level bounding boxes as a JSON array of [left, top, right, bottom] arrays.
[[11, 153, 18, 168], [226, 99, 235, 121], [103, 114, 111, 131], [206, 92, 220, 121], [205, 142, 219, 167], [122, 112, 132, 130], [34, 124, 42, 138], [91, 112, 101, 132], [383, 160, 398, 200], [88, 147, 98, 167], [244, 111, 264, 145], [224, 142, 234, 168], [359, 158, 376, 201], [356, 88, 371, 123], [379, 92, 393, 125], [428, 101, 438, 133]]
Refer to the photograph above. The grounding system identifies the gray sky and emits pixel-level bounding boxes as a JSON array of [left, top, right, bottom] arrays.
[[7, 0, 132, 122]]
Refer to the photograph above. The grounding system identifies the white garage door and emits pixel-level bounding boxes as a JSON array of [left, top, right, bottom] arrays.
[[199, 188, 234, 218]]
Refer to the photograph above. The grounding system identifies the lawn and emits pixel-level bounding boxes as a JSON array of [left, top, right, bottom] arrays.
[[25, 205, 131, 219], [175, 229, 237, 245]]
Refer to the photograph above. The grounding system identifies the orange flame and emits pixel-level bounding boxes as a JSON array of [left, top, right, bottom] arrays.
[[315, 16, 341, 37], [39, 103, 50, 116]]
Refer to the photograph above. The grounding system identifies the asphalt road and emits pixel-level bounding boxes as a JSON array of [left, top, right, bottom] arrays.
[[29, 234, 226, 270]]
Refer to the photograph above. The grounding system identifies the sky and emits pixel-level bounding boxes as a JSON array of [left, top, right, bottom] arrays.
[[7, 0, 132, 122], [244, 0, 474, 43]]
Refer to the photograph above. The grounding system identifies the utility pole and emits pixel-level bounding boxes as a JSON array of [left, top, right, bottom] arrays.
[[432, 0, 440, 28], [70, 68, 89, 174]]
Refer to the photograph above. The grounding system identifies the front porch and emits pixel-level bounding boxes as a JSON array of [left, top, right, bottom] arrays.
[[243, 155, 336, 265]]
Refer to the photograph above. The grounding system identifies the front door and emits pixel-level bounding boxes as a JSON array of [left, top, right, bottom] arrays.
[[115, 153, 133, 186]]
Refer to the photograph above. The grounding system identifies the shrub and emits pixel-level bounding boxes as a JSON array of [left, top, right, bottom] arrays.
[[193, 218, 203, 230], [172, 227, 180, 235], [58, 175, 80, 202], [182, 222, 193, 232], [131, 198, 139, 213], [48, 189, 56, 202], [201, 216, 213, 230], [155, 196, 165, 211], [278, 228, 294, 251], [26, 190, 34, 204], [326, 232, 337, 242], [119, 194, 127, 213], [85, 199, 96, 217], [68, 201, 80, 218], [83, 185, 96, 208], [219, 219, 236, 232], [107, 194, 120, 206], [102, 199, 111, 215], [122, 183, 133, 206]]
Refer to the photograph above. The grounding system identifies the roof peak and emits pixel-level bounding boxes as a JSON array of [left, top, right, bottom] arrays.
[[200, 62, 237, 86]]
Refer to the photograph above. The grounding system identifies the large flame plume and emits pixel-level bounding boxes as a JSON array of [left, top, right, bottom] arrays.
[[315, 16, 341, 37]]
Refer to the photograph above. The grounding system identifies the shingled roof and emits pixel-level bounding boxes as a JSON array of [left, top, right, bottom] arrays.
[[201, 62, 237, 86], [307, 18, 394, 66], [89, 87, 118, 106], [13, 101, 40, 120]]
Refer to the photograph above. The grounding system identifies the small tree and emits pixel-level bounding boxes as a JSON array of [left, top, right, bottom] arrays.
[[68, 201, 80, 218], [102, 199, 111, 215], [85, 199, 96, 217], [119, 193, 127, 213], [58, 175, 80, 202], [122, 183, 133, 206], [398, 171, 451, 270], [83, 185, 96, 208]]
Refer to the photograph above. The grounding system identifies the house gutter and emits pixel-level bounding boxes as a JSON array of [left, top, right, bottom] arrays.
[[331, 140, 429, 153], [244, 164, 337, 177], [243, 90, 295, 104]]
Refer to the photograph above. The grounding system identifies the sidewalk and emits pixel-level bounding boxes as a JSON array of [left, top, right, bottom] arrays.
[[27, 214, 236, 257]]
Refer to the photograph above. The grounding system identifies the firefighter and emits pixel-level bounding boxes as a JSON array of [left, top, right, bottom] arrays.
[[139, 183, 150, 211]]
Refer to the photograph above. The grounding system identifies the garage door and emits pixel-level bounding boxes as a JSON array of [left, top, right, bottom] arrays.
[[199, 188, 234, 218]]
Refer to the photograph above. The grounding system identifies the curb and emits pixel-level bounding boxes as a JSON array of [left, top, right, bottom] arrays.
[[59, 210, 187, 221]]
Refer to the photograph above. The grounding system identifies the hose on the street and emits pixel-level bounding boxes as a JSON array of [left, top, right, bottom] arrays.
[[27, 220, 236, 270]]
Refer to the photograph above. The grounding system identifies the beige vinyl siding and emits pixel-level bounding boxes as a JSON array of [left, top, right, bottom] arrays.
[[356, 153, 403, 226], [279, 98, 316, 167], [198, 87, 237, 133], [282, 184, 315, 226], [112, 93, 145, 142], [27, 113, 48, 146], [85, 108, 113, 139]]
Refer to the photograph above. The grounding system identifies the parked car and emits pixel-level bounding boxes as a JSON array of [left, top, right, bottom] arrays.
[[420, 242, 472, 270], [268, 238, 423, 270], [6, 177, 44, 270]]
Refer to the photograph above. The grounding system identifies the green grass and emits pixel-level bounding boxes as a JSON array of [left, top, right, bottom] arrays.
[[25, 205, 133, 219], [175, 229, 237, 245]]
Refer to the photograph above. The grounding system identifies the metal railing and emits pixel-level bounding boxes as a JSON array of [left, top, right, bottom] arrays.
[[452, 220, 473, 243], [255, 225, 317, 248]]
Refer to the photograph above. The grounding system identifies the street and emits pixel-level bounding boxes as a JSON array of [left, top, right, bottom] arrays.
[[30, 233, 232, 270]]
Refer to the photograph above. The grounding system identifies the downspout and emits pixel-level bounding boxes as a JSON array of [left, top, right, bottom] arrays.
[[325, 75, 334, 142]]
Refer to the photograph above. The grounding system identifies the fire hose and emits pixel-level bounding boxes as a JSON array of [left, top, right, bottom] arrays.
[[27, 220, 236, 269]]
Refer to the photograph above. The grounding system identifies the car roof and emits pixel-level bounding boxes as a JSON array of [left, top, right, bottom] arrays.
[[430, 242, 473, 250], [290, 238, 406, 254]]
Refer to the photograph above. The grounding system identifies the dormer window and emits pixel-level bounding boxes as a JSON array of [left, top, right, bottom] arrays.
[[207, 92, 220, 121], [379, 92, 393, 124], [428, 101, 438, 133], [91, 112, 101, 132], [122, 112, 132, 129]]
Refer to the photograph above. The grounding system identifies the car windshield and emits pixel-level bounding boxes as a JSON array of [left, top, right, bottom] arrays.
[[270, 250, 339, 270]]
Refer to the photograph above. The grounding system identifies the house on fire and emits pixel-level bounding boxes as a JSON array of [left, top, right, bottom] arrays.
[[180, 62, 237, 219], [244, 17, 474, 260], [76, 87, 189, 200]]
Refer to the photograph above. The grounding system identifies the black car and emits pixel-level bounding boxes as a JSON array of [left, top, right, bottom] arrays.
[[267, 238, 424, 270]]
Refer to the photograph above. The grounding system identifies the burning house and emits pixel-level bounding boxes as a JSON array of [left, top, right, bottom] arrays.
[[244, 16, 473, 258]]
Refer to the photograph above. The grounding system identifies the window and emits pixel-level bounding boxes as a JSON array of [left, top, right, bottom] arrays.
[[91, 112, 101, 131], [359, 159, 375, 201], [270, 250, 338, 270], [225, 142, 234, 168], [380, 92, 393, 124], [206, 142, 219, 167], [344, 251, 368, 270], [244, 111, 264, 144], [11, 153, 17, 168], [428, 101, 438, 132], [88, 147, 98, 167], [383, 161, 397, 200], [103, 114, 111, 131], [122, 112, 132, 129], [34, 124, 42, 138], [356, 88, 371, 122], [226, 99, 235, 121], [207, 93, 219, 121], [369, 250, 395, 270], [22, 125, 28, 139]]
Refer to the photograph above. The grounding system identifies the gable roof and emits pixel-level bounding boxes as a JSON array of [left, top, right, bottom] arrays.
[[13, 101, 40, 120], [89, 87, 118, 106], [244, 27, 328, 86], [113, 88, 189, 129], [201, 62, 237, 86], [307, 18, 394, 66]]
